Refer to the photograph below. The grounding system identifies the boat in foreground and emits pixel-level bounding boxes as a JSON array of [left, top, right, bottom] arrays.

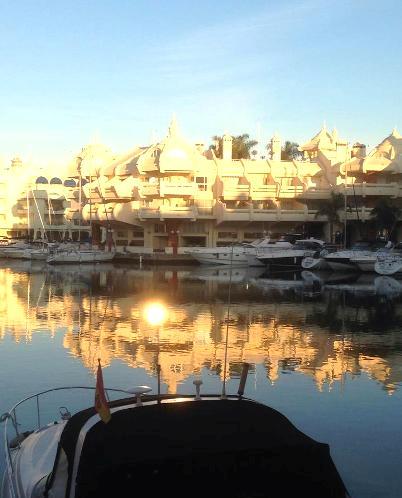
[[256, 238, 325, 269], [186, 237, 293, 266], [47, 250, 115, 264], [1, 368, 349, 498]]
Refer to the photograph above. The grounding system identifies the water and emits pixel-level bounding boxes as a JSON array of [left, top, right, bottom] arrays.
[[1, 261, 402, 498]]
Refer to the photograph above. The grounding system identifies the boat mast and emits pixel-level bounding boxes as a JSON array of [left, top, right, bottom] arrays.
[[89, 173, 92, 248], [26, 185, 30, 241], [77, 156, 83, 249], [343, 163, 347, 249]]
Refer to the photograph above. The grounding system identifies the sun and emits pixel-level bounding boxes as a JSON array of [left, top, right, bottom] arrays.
[[143, 302, 167, 326]]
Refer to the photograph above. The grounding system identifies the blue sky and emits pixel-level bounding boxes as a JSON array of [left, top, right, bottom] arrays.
[[0, 0, 401, 165]]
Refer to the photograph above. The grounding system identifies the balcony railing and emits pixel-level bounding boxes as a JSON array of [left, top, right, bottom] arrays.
[[160, 206, 197, 220], [215, 202, 321, 224], [250, 185, 278, 199], [277, 186, 304, 198], [160, 183, 195, 197], [140, 184, 160, 197], [343, 182, 399, 197], [222, 185, 250, 200]]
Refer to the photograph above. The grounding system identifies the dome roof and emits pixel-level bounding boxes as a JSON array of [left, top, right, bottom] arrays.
[[35, 176, 48, 184], [64, 179, 76, 187], [50, 177, 63, 185]]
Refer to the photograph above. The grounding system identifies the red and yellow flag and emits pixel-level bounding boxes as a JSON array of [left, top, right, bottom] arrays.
[[95, 359, 111, 423]]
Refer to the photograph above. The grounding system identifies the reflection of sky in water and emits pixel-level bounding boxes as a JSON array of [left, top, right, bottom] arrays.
[[0, 264, 402, 497]]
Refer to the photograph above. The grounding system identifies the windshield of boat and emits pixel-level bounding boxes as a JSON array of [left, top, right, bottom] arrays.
[[351, 241, 372, 251], [293, 241, 323, 250]]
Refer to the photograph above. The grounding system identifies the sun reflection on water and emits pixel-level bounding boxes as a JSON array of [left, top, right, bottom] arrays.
[[143, 301, 167, 326]]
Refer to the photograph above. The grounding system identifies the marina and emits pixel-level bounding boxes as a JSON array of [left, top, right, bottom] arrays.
[[1, 262, 402, 497]]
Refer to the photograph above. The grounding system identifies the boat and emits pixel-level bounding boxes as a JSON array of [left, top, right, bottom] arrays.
[[349, 241, 394, 272], [324, 240, 389, 272], [256, 238, 325, 269], [374, 254, 402, 276], [186, 237, 293, 266], [47, 248, 115, 264], [301, 243, 337, 270], [1, 364, 350, 498]]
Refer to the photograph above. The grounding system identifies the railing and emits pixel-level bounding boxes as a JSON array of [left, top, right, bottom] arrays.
[[344, 182, 399, 197], [222, 185, 250, 200], [160, 183, 195, 197], [140, 184, 160, 197], [2, 385, 139, 496], [277, 186, 304, 197], [250, 185, 277, 199], [160, 206, 197, 219], [138, 207, 160, 218]]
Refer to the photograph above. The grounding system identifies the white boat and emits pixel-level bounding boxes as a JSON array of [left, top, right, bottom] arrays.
[[301, 244, 337, 271], [324, 240, 389, 272], [256, 238, 325, 268], [47, 249, 115, 264], [1, 367, 349, 498], [0, 242, 31, 258], [349, 242, 394, 272], [374, 255, 402, 275], [187, 238, 293, 266]]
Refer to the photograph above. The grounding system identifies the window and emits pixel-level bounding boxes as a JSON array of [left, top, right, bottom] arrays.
[[217, 232, 237, 239], [244, 232, 263, 239], [129, 240, 144, 246], [196, 176, 208, 191], [154, 223, 166, 233], [116, 239, 128, 246], [132, 230, 144, 238]]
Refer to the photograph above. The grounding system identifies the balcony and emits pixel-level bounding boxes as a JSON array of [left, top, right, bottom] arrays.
[[137, 206, 198, 220], [250, 185, 277, 200], [88, 187, 103, 202], [300, 187, 331, 199], [140, 183, 160, 197], [343, 182, 399, 198], [342, 206, 373, 222], [103, 186, 119, 200], [160, 206, 197, 220], [222, 185, 250, 200], [277, 186, 304, 198], [113, 178, 136, 199], [138, 208, 160, 220], [215, 202, 320, 224], [160, 182, 195, 197]]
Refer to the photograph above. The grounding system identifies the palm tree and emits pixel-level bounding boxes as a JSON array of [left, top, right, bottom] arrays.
[[281, 141, 302, 160], [315, 192, 345, 243], [370, 199, 401, 241], [210, 134, 258, 159]]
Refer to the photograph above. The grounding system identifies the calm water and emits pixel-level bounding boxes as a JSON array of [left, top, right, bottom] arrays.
[[1, 261, 402, 497]]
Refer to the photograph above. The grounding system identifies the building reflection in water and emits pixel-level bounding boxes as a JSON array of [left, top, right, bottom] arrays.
[[1, 261, 402, 394]]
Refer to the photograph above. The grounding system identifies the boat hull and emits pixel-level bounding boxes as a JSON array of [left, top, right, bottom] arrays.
[[47, 251, 115, 264], [301, 257, 330, 270], [325, 256, 356, 272], [375, 259, 402, 275]]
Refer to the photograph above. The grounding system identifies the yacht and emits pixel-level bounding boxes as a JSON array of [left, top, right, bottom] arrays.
[[186, 237, 293, 266], [301, 243, 337, 271], [324, 240, 389, 272], [1, 365, 349, 498], [256, 238, 325, 269], [349, 241, 394, 272], [374, 245, 402, 276], [47, 248, 115, 264]]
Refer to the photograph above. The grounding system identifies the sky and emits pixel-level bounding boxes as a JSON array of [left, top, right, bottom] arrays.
[[0, 0, 401, 167]]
